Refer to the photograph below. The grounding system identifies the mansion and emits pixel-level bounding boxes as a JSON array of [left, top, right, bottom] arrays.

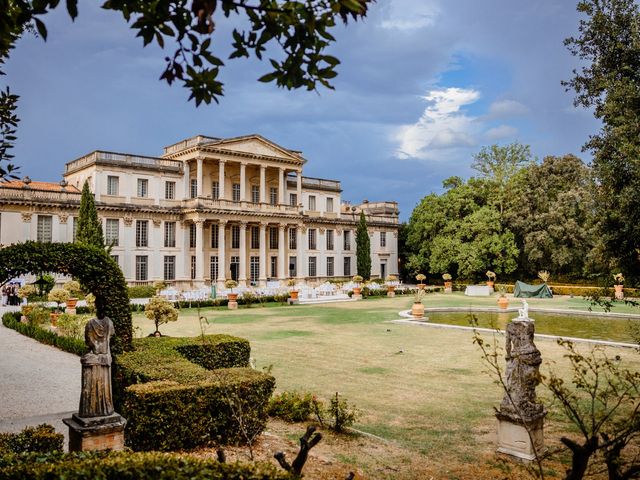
[[0, 134, 399, 288]]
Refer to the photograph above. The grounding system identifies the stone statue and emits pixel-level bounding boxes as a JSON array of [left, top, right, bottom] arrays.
[[79, 316, 115, 418], [518, 299, 529, 320]]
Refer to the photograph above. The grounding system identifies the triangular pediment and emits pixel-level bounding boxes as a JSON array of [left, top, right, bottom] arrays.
[[212, 135, 304, 163]]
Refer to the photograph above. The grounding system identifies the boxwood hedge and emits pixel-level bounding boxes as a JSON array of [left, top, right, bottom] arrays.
[[0, 451, 295, 479], [0, 424, 63, 455], [114, 335, 274, 451], [2, 312, 87, 356]]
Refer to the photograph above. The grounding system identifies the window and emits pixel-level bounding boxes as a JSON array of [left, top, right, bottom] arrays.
[[250, 256, 260, 283], [191, 256, 196, 280], [212, 181, 220, 199], [107, 176, 119, 196], [380, 231, 387, 248], [210, 256, 219, 281], [135, 220, 148, 247], [190, 179, 198, 198], [326, 197, 334, 213], [289, 193, 297, 207], [164, 256, 175, 281], [308, 195, 316, 211], [326, 229, 334, 250], [231, 225, 240, 249], [211, 223, 219, 249], [344, 230, 351, 251], [289, 256, 297, 277], [189, 223, 197, 248], [36, 215, 52, 242], [343, 257, 351, 277], [269, 227, 278, 249], [308, 256, 317, 277], [230, 256, 239, 281], [105, 219, 119, 246], [270, 187, 278, 205], [289, 227, 297, 250], [111, 255, 119, 266], [327, 257, 334, 277], [165, 181, 175, 200], [135, 255, 148, 281], [251, 185, 260, 203], [251, 226, 260, 249], [137, 178, 148, 198], [232, 183, 240, 202], [308, 229, 316, 250], [270, 256, 278, 278], [164, 221, 176, 248]]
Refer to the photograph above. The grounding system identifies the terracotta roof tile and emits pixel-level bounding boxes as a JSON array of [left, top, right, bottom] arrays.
[[0, 180, 81, 193]]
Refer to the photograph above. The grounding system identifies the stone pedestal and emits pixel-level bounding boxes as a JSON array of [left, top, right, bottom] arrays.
[[228, 301, 238, 309], [352, 294, 362, 300], [63, 413, 126, 452], [387, 290, 395, 297], [65, 307, 77, 315], [496, 412, 544, 461]]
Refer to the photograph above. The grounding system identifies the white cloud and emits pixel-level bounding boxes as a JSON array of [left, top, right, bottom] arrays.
[[485, 125, 519, 141], [487, 99, 529, 118], [394, 87, 481, 160], [380, 0, 440, 30]]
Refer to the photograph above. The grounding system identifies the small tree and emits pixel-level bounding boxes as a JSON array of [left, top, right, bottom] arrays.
[[63, 280, 81, 297], [356, 211, 371, 280], [48, 288, 69, 312], [144, 296, 178, 335], [17, 284, 35, 301], [76, 180, 104, 247]]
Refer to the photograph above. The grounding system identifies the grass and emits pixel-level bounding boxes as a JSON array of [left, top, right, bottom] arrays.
[[132, 294, 640, 479]]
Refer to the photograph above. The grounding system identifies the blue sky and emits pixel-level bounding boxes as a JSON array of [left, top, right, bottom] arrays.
[[5, 0, 600, 221]]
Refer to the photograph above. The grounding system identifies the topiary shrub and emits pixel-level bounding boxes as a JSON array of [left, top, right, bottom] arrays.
[[113, 335, 273, 451], [0, 450, 294, 479], [128, 285, 156, 299], [0, 242, 132, 352], [0, 424, 63, 454]]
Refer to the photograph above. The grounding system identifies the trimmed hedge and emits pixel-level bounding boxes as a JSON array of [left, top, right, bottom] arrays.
[[0, 242, 132, 352], [2, 312, 87, 356], [114, 336, 274, 451], [128, 285, 156, 298], [0, 451, 295, 479], [493, 283, 640, 297], [0, 424, 63, 454]]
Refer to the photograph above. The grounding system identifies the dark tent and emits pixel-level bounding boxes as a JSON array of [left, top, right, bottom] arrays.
[[513, 280, 553, 298]]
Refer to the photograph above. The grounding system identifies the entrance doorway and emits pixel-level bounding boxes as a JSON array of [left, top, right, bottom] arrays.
[[380, 262, 387, 280], [230, 256, 239, 281]]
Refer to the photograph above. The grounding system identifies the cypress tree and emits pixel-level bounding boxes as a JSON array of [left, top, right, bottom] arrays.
[[76, 180, 104, 247], [356, 211, 371, 280]]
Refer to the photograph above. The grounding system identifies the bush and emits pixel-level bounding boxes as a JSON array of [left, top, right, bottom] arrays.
[[113, 335, 273, 451], [268, 391, 322, 423], [26, 305, 50, 326], [128, 285, 156, 298], [0, 451, 295, 479], [56, 313, 90, 340], [0, 424, 63, 454], [322, 392, 360, 433], [2, 312, 87, 356]]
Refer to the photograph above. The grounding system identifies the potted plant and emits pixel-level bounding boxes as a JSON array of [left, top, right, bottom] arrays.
[[613, 273, 625, 300], [442, 273, 453, 293], [18, 285, 36, 314], [63, 280, 81, 309], [144, 296, 178, 336], [486, 270, 496, 289], [352, 275, 363, 298], [386, 274, 398, 297], [497, 287, 509, 309], [287, 279, 299, 301], [47, 287, 69, 326], [416, 273, 426, 290], [225, 279, 239, 309], [411, 289, 426, 319]]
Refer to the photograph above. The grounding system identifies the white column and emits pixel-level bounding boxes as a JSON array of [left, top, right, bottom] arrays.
[[297, 226, 306, 279], [296, 170, 302, 206], [278, 168, 285, 205], [240, 162, 247, 202], [217, 220, 227, 285], [260, 166, 266, 203], [22, 213, 32, 241], [195, 219, 204, 283], [196, 157, 204, 197], [239, 222, 247, 285], [184, 161, 191, 198], [218, 160, 226, 200], [278, 223, 286, 280], [259, 222, 267, 286]]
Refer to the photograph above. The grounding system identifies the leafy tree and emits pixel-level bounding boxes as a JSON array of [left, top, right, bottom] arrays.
[[76, 180, 104, 247], [564, 0, 640, 279], [356, 211, 371, 280], [144, 296, 178, 335], [0, 87, 19, 180]]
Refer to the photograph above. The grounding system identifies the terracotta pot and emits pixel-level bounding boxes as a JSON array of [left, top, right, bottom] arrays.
[[418, 284, 426, 290], [497, 296, 509, 309], [353, 287, 362, 296], [411, 302, 425, 318], [66, 298, 78, 309], [615, 284, 624, 300], [50, 312, 60, 326], [227, 293, 238, 302], [290, 290, 299, 300], [387, 285, 396, 297], [444, 281, 452, 293], [486, 281, 495, 289]]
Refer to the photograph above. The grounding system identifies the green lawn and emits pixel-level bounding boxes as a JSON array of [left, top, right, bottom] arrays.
[[132, 294, 640, 479]]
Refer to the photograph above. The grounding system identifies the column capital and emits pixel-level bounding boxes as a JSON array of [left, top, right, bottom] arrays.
[[259, 221, 269, 228], [218, 158, 226, 164], [196, 155, 205, 162], [218, 219, 228, 226], [21, 212, 32, 223], [239, 221, 248, 228], [279, 223, 287, 231], [194, 219, 205, 225]]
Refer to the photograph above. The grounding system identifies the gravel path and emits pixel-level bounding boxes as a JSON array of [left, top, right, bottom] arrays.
[[0, 309, 80, 439]]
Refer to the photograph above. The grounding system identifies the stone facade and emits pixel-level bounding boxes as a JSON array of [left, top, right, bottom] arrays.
[[0, 134, 399, 288]]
